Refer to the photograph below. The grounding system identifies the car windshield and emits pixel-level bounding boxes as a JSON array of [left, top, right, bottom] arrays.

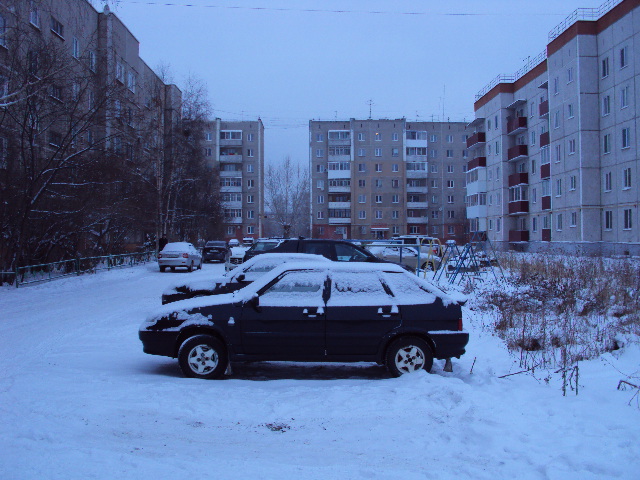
[[206, 241, 226, 247], [251, 242, 279, 252]]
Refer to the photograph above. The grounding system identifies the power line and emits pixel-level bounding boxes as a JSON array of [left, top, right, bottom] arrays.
[[123, 1, 566, 17]]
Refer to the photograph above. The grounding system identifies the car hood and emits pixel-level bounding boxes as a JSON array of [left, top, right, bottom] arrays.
[[162, 275, 228, 295]]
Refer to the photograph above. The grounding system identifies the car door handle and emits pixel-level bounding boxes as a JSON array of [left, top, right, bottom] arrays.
[[377, 307, 398, 317], [302, 308, 317, 317]]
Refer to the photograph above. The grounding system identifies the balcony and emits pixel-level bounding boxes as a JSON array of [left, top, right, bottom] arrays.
[[220, 170, 243, 177], [223, 217, 243, 224], [509, 230, 530, 242], [540, 131, 550, 147], [539, 100, 549, 117], [506, 117, 527, 135], [542, 229, 551, 241], [541, 163, 551, 179], [407, 202, 429, 209], [406, 185, 428, 193], [466, 132, 486, 149], [508, 201, 529, 214], [328, 138, 350, 146], [328, 217, 351, 225], [468, 156, 487, 170], [219, 154, 243, 162], [508, 172, 529, 187], [328, 184, 350, 193], [219, 139, 243, 147], [507, 144, 528, 161], [406, 217, 428, 224], [541, 195, 551, 210], [328, 169, 351, 179], [328, 201, 351, 209], [466, 205, 488, 219], [406, 169, 428, 178]]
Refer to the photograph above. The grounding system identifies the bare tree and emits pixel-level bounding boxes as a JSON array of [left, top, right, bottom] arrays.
[[264, 156, 309, 238]]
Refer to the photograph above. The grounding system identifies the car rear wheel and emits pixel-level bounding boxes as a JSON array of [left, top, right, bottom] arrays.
[[187, 262, 193, 272], [178, 335, 227, 379], [386, 336, 433, 377], [421, 261, 435, 271], [159, 266, 166, 272]]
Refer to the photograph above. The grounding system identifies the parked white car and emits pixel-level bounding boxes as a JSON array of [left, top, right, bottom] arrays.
[[158, 242, 203, 272]]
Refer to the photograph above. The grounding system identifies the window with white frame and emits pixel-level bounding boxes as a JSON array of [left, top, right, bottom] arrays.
[[247, 210, 255, 219], [375, 210, 383, 219], [246, 164, 254, 173], [554, 110, 560, 129], [247, 194, 255, 203], [602, 57, 609, 77], [604, 133, 611, 154], [248, 133, 254, 142], [375, 163, 382, 172], [447, 195, 454, 204], [358, 210, 366, 219], [568, 139, 576, 154], [358, 133, 365, 141], [431, 211, 439, 219], [620, 46, 629, 68], [430, 134, 438, 142], [430, 164, 438, 173], [556, 178, 562, 197], [227, 226, 235, 235], [605, 210, 613, 230], [555, 144, 562, 163], [316, 149, 324, 158], [247, 149, 254, 157], [567, 67, 574, 83], [602, 95, 611, 116], [247, 179, 255, 188], [392, 133, 399, 141], [532, 217, 537, 232], [570, 175, 576, 191], [392, 194, 399, 203], [446, 149, 454, 158], [375, 195, 382, 203], [605, 171, 612, 191], [358, 194, 366, 203], [567, 103, 574, 118], [375, 148, 382, 157], [392, 179, 399, 188], [392, 210, 399, 219], [622, 127, 631, 149], [623, 209, 633, 230], [358, 163, 365, 172], [358, 148, 365, 157], [557, 213, 563, 231], [374, 132, 381, 141], [621, 85, 630, 108], [447, 165, 454, 173], [570, 212, 577, 227], [446, 180, 454, 188], [316, 133, 323, 142], [392, 163, 399, 172], [247, 226, 254, 234], [317, 195, 324, 204], [328, 130, 350, 140], [623, 167, 632, 189], [553, 77, 559, 95], [50, 17, 64, 37], [72, 37, 80, 58], [317, 211, 324, 219], [392, 148, 399, 157]]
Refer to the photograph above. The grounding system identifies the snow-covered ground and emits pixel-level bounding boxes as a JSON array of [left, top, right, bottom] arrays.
[[1, 262, 638, 479]]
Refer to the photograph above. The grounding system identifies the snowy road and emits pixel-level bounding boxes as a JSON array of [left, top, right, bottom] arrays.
[[0, 263, 638, 479]]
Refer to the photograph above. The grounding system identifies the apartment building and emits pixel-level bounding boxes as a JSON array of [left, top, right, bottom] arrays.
[[203, 119, 265, 241], [468, 0, 640, 255], [309, 119, 469, 243]]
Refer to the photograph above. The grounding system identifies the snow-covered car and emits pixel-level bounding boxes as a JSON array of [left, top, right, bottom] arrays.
[[242, 238, 283, 263], [158, 242, 203, 272], [140, 262, 469, 379], [161, 253, 331, 304], [368, 244, 441, 271], [225, 245, 249, 271]]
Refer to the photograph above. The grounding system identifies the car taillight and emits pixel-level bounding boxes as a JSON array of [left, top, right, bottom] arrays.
[[182, 253, 189, 258], [157, 253, 162, 258], [458, 317, 463, 331]]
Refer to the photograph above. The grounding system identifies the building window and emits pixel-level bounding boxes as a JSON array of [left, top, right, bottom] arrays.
[[605, 171, 612, 191], [227, 226, 235, 235], [392, 194, 399, 203], [392, 211, 399, 219], [358, 210, 366, 219], [247, 210, 255, 219], [602, 57, 609, 78], [447, 165, 454, 173], [316, 164, 325, 173], [317, 195, 324, 204], [623, 167, 632, 189], [532, 217, 537, 232], [51, 17, 64, 37], [72, 37, 80, 58], [430, 135, 438, 143], [375, 148, 382, 157], [248, 133, 254, 142], [358, 133, 365, 141], [446, 180, 454, 188], [247, 148, 254, 157], [567, 104, 574, 118], [29, 4, 40, 27], [374, 132, 381, 141], [375, 179, 382, 188], [316, 149, 324, 158], [317, 211, 324, 219], [247, 194, 255, 203], [554, 110, 560, 129], [553, 77, 559, 95], [602, 95, 611, 116], [603, 133, 612, 154], [570, 212, 577, 227], [431, 211, 439, 219], [621, 85, 630, 109], [624, 209, 633, 230], [358, 163, 365, 172], [530, 131, 536, 146], [605, 210, 613, 230], [358, 179, 365, 187], [375, 210, 383, 219], [88, 51, 97, 72], [375, 163, 382, 172], [570, 175, 576, 191], [247, 179, 255, 188], [568, 139, 576, 154], [316, 133, 323, 142], [622, 127, 631, 149], [247, 226, 254, 234], [392, 133, 399, 141], [567, 67, 574, 83], [392, 163, 399, 172], [556, 178, 562, 197], [375, 195, 382, 203], [431, 179, 438, 188], [358, 148, 365, 157], [557, 213, 563, 231], [392, 179, 399, 188], [447, 195, 454, 204], [446, 149, 454, 158], [620, 46, 629, 69], [391, 148, 399, 157]]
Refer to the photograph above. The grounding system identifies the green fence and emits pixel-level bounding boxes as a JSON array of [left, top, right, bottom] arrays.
[[2, 251, 155, 288]]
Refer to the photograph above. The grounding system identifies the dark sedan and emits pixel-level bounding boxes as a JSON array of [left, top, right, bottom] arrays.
[[202, 241, 228, 263], [140, 263, 469, 379]]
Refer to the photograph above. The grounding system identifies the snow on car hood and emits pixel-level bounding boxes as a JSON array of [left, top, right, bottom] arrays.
[[162, 275, 227, 295]]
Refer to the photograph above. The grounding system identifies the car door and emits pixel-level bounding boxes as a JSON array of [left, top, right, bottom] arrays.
[[239, 269, 327, 360], [325, 270, 401, 357]]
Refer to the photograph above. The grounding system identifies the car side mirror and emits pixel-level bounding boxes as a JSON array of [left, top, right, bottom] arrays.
[[235, 273, 245, 282], [246, 293, 261, 312]]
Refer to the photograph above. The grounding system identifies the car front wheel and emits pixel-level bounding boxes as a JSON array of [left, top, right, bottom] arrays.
[[178, 335, 228, 379], [386, 336, 433, 377]]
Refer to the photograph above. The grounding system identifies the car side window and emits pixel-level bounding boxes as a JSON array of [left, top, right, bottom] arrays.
[[303, 242, 333, 259], [259, 270, 326, 306], [381, 272, 437, 304], [335, 243, 370, 262], [328, 271, 392, 306]]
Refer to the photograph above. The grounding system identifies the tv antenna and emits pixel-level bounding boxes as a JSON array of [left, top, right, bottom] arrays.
[[367, 99, 374, 119]]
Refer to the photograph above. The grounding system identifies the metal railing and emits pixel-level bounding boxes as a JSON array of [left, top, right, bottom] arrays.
[[4, 251, 155, 288], [548, 0, 624, 41]]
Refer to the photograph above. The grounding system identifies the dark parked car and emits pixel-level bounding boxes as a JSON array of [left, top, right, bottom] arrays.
[[202, 241, 229, 263], [242, 238, 283, 263], [140, 262, 469, 379], [161, 253, 330, 304], [264, 238, 392, 263]]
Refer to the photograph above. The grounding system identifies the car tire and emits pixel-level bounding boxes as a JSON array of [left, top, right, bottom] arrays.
[[386, 336, 433, 377], [421, 261, 435, 271], [188, 262, 193, 272], [170, 266, 175, 272], [159, 266, 166, 272], [178, 335, 227, 379]]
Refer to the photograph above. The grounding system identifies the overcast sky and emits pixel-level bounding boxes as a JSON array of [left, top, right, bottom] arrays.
[[106, 0, 600, 165]]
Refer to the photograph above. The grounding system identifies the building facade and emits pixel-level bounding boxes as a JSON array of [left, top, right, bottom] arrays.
[[310, 119, 470, 243], [469, 0, 640, 255], [203, 119, 265, 241]]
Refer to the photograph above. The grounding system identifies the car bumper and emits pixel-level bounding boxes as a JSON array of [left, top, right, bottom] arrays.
[[429, 331, 470, 359], [139, 330, 179, 357], [203, 253, 226, 262], [158, 258, 193, 267]]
